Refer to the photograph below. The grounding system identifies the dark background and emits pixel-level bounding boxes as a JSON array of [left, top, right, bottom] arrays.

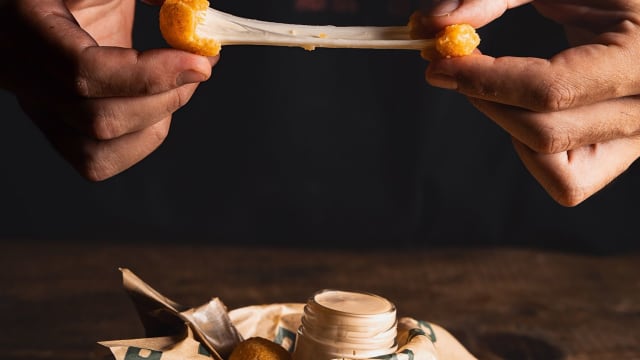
[[1, 2, 638, 254]]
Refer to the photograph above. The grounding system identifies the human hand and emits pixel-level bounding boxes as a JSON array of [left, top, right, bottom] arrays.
[[0, 0, 217, 180], [418, 0, 640, 206]]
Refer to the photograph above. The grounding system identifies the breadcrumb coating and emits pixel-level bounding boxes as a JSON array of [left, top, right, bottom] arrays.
[[228, 337, 291, 360], [159, 0, 221, 56], [435, 24, 480, 58], [408, 11, 480, 58]]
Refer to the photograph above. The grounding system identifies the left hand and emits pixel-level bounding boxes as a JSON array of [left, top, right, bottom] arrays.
[[0, 0, 216, 181], [418, 0, 640, 206]]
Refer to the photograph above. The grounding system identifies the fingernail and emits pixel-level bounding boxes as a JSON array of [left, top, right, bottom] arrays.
[[177, 70, 208, 85], [428, 72, 458, 90], [426, 0, 460, 16]]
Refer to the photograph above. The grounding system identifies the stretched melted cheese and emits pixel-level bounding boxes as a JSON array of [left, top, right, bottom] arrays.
[[158, 1, 480, 58]]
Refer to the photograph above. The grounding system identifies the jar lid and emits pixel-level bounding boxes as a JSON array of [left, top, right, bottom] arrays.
[[305, 290, 397, 332], [312, 289, 395, 316]]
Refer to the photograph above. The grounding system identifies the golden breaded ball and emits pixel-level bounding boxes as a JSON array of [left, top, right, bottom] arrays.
[[228, 337, 292, 360], [408, 11, 480, 59], [435, 24, 480, 58], [159, 0, 221, 56]]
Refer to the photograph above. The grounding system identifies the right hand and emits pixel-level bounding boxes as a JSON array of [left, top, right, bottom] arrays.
[[0, 0, 218, 181], [419, 0, 640, 206]]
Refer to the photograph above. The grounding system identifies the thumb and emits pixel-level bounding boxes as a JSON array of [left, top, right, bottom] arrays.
[[417, 0, 533, 35], [13, 0, 216, 98]]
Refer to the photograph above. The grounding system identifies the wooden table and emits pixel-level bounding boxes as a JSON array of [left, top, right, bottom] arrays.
[[1, 241, 638, 360]]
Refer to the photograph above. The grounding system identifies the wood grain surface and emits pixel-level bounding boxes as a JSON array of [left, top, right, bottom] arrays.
[[1, 241, 638, 360]]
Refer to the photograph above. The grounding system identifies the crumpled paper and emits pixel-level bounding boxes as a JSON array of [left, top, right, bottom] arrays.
[[99, 268, 477, 360]]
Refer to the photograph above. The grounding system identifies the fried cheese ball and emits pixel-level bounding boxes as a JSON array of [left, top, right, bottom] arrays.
[[435, 24, 481, 58], [408, 11, 480, 59], [159, 0, 221, 56], [228, 337, 292, 360]]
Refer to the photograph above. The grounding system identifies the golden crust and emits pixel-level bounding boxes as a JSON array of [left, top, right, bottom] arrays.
[[408, 11, 480, 58], [228, 337, 292, 360], [435, 24, 480, 58], [159, 0, 221, 56]]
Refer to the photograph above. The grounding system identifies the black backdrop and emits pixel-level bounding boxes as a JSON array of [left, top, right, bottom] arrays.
[[1, 2, 638, 254]]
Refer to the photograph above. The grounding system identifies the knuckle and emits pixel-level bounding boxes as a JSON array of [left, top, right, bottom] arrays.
[[170, 86, 191, 111], [537, 157, 590, 207], [76, 155, 116, 182], [159, 86, 194, 120], [81, 167, 111, 182], [150, 120, 171, 145], [85, 106, 122, 140], [165, 91, 182, 115], [73, 72, 92, 98], [534, 81, 578, 112], [550, 182, 588, 207], [72, 52, 99, 98], [530, 125, 573, 154], [91, 120, 119, 141]]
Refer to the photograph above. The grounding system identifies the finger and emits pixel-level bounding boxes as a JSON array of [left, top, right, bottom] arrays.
[[59, 83, 199, 140], [512, 136, 640, 206], [468, 95, 640, 154], [26, 0, 217, 98], [18, 93, 174, 181], [415, 0, 532, 36], [49, 117, 173, 181], [71, 47, 217, 98], [427, 29, 640, 112], [533, 1, 640, 32]]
